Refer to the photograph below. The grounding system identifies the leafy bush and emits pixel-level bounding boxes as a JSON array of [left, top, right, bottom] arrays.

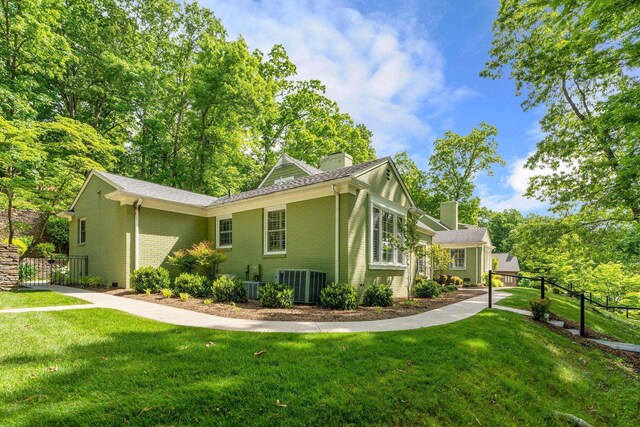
[[130, 266, 170, 293], [169, 241, 227, 280], [172, 273, 209, 297], [443, 284, 458, 292], [529, 297, 551, 321], [80, 275, 103, 288], [414, 280, 441, 298], [50, 266, 70, 285], [145, 288, 152, 296], [481, 272, 504, 287], [362, 283, 393, 307], [179, 292, 189, 301], [211, 275, 247, 303], [19, 263, 37, 281], [203, 299, 212, 305], [3, 237, 29, 255], [35, 242, 56, 258], [319, 283, 358, 310], [259, 282, 294, 308], [160, 288, 173, 298], [447, 275, 463, 287]]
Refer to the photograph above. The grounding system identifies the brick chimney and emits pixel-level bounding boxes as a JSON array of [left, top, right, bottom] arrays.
[[319, 152, 353, 171], [440, 201, 458, 230]]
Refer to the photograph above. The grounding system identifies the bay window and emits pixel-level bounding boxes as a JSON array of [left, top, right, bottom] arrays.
[[370, 202, 406, 267]]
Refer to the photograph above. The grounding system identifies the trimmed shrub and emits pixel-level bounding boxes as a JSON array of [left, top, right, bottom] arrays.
[[443, 284, 458, 292], [173, 273, 209, 297], [19, 263, 37, 281], [179, 292, 189, 301], [529, 297, 551, 321], [211, 275, 247, 303], [131, 266, 170, 293], [80, 275, 104, 288], [320, 283, 358, 310], [447, 275, 463, 287], [414, 280, 441, 298], [160, 288, 173, 298], [50, 266, 70, 285], [362, 283, 393, 307], [203, 299, 212, 305], [259, 282, 294, 308]]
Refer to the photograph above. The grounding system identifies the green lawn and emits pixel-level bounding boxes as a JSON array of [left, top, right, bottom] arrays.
[[497, 287, 640, 345], [0, 289, 89, 309], [1, 308, 638, 426]]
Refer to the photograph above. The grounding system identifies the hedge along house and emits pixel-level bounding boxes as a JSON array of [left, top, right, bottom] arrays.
[[60, 153, 436, 296], [421, 202, 494, 285]]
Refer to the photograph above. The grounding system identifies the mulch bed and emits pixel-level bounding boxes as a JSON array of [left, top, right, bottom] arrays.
[[101, 288, 487, 322]]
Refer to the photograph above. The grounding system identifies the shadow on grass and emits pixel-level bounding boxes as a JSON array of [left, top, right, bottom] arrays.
[[0, 308, 638, 426]]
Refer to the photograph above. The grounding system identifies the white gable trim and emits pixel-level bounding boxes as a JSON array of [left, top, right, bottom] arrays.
[[353, 158, 417, 209], [69, 170, 122, 211], [258, 154, 311, 188]]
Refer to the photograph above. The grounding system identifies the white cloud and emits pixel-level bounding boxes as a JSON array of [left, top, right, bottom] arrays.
[[201, 0, 474, 156]]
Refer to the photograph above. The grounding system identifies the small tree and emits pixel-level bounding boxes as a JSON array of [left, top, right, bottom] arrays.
[[429, 244, 452, 283], [392, 213, 427, 299], [492, 257, 498, 272], [169, 240, 227, 280]]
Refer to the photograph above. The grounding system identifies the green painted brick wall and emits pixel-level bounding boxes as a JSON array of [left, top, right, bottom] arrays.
[[445, 247, 482, 285], [138, 208, 208, 276], [212, 196, 337, 283], [260, 164, 310, 187], [69, 176, 134, 288]]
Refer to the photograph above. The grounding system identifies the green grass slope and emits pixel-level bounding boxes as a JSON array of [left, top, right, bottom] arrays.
[[497, 287, 640, 345], [0, 289, 89, 309], [1, 308, 638, 426]]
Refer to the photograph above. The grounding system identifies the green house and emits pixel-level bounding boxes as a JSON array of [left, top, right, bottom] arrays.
[[60, 153, 491, 295], [422, 202, 494, 285]]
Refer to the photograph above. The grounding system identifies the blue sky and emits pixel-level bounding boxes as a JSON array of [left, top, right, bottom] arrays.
[[200, 0, 549, 214]]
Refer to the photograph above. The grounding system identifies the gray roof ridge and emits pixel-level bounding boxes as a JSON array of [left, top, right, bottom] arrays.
[[94, 170, 218, 205]]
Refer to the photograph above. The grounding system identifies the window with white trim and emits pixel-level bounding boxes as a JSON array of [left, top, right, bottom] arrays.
[[77, 218, 86, 244], [417, 244, 427, 276], [450, 249, 465, 269], [370, 204, 406, 267], [217, 216, 232, 248], [265, 207, 286, 253]]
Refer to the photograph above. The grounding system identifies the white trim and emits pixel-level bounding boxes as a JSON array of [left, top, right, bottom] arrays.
[[354, 158, 417, 210], [134, 199, 142, 270], [216, 214, 233, 249], [333, 185, 339, 282], [449, 248, 466, 270], [77, 217, 87, 245], [264, 205, 286, 255], [368, 197, 407, 270]]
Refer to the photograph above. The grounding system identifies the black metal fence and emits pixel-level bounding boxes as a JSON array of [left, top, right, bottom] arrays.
[[19, 255, 88, 286], [488, 270, 640, 337]]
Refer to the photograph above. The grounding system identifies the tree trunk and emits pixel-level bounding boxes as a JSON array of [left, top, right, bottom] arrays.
[[7, 195, 14, 244]]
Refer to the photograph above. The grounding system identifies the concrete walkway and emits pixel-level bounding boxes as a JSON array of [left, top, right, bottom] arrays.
[[7, 285, 511, 333]]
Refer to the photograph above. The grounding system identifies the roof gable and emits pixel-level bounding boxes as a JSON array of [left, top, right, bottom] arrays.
[[353, 158, 416, 208], [493, 253, 520, 272], [258, 154, 322, 188]]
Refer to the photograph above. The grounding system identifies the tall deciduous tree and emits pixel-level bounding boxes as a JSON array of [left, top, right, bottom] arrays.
[[426, 123, 504, 223], [483, 0, 640, 221]]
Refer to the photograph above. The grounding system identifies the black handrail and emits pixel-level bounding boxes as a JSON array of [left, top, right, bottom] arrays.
[[488, 270, 639, 338]]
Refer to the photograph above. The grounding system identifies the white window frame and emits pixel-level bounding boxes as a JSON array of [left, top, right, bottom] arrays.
[[264, 205, 286, 255], [274, 176, 295, 185], [450, 248, 466, 270], [369, 196, 407, 269], [417, 243, 428, 276], [216, 214, 232, 249], [77, 217, 86, 245]]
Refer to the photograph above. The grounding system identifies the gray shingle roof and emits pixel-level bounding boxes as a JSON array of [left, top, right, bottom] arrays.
[[209, 157, 389, 207], [280, 154, 323, 175], [493, 253, 520, 272], [94, 171, 218, 207], [91, 157, 389, 209], [433, 227, 488, 244]]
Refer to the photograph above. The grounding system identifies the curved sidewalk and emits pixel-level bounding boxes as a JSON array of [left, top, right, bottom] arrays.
[[16, 285, 510, 333]]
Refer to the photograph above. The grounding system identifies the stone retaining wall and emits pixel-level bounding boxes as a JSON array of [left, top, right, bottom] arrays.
[[0, 244, 19, 290]]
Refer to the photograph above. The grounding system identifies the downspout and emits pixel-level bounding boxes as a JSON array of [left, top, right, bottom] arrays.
[[475, 246, 479, 285], [134, 198, 143, 270], [332, 185, 339, 283]]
